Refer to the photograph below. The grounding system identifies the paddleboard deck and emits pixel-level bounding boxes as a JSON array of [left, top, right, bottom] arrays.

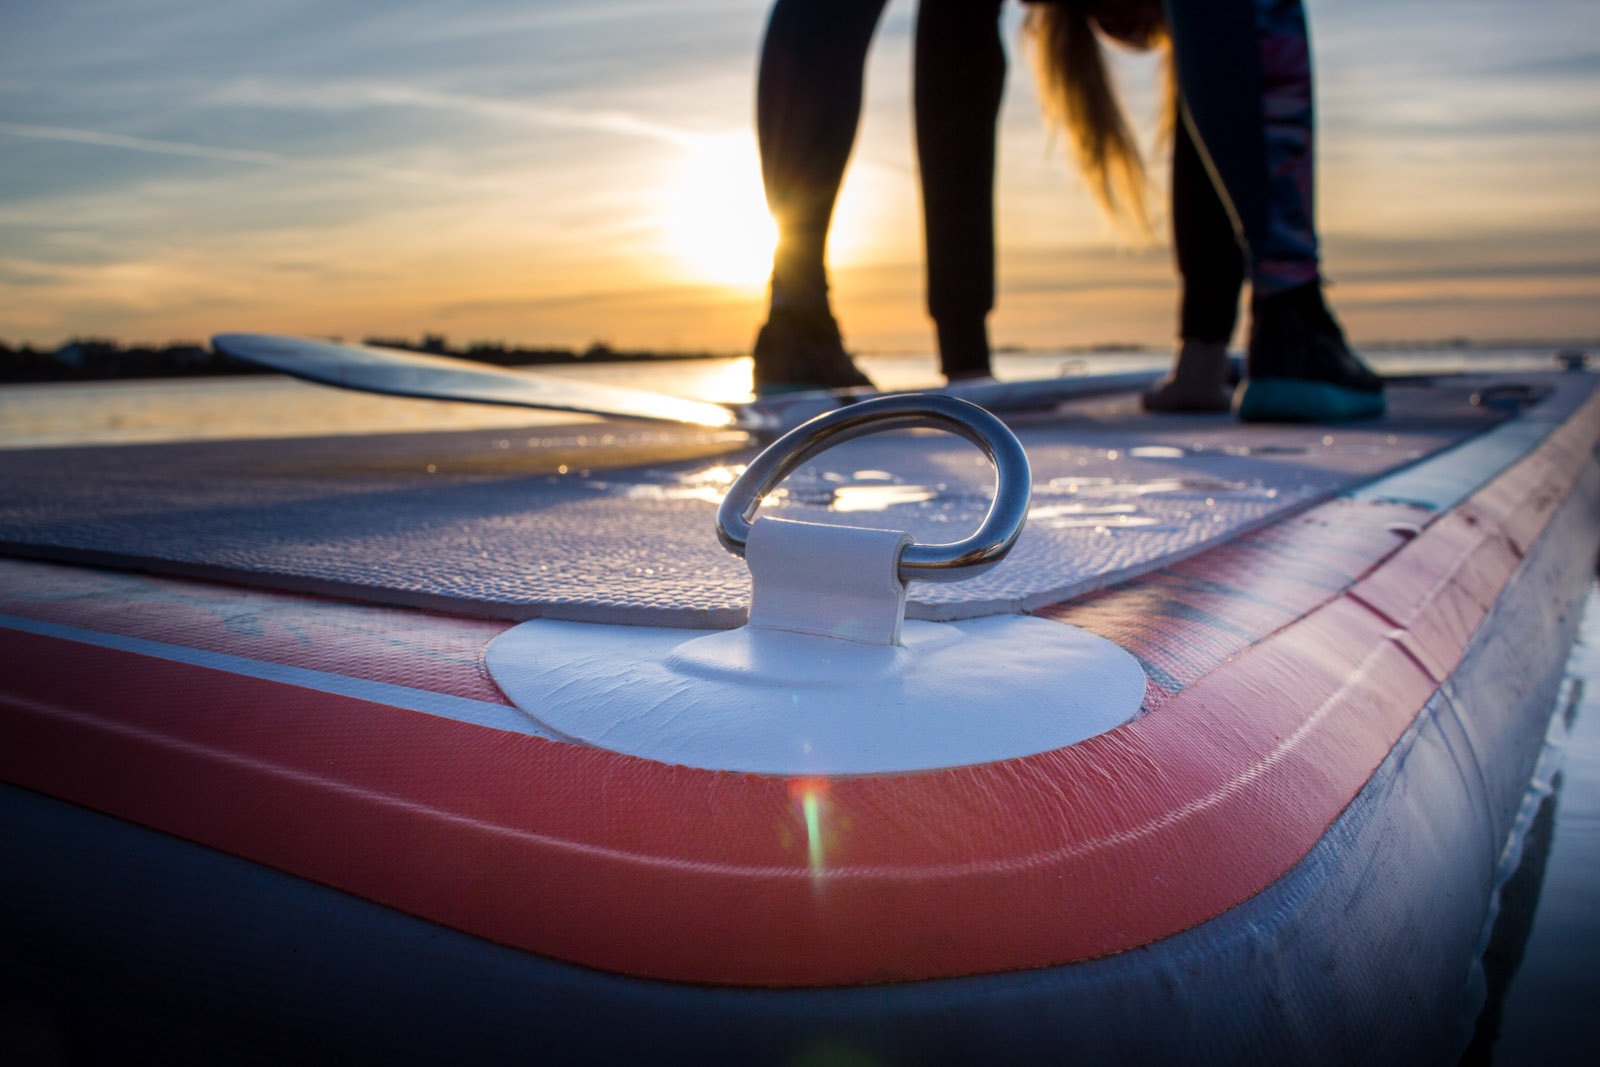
[[0, 375, 1539, 626], [2, 365, 1597, 1062]]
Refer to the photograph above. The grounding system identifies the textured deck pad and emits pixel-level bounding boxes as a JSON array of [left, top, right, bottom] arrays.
[[0, 382, 1518, 625]]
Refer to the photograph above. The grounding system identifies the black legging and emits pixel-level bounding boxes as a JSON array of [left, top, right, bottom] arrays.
[[915, 0, 1007, 375], [757, 0, 1003, 379], [756, 0, 888, 305], [1173, 118, 1246, 344]]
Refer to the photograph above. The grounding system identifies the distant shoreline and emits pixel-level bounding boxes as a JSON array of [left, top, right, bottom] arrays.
[[0, 336, 740, 385], [1, 334, 1590, 385]]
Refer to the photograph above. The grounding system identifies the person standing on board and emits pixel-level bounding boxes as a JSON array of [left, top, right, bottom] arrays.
[[750, 0, 1383, 422]]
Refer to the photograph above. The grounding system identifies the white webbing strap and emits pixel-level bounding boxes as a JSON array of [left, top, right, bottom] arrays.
[[745, 517, 911, 646]]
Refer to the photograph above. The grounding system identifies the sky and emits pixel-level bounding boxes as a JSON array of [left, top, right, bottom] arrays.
[[2, 0, 1598, 354]]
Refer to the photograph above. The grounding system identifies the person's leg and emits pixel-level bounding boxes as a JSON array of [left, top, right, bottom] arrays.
[[753, 0, 889, 393], [914, 0, 1007, 381], [1162, 0, 1269, 256], [1143, 115, 1244, 412], [1173, 117, 1247, 347], [1246, 0, 1318, 293], [1163, 0, 1382, 420]]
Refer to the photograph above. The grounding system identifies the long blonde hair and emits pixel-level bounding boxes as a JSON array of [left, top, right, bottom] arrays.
[[1024, 0, 1173, 236]]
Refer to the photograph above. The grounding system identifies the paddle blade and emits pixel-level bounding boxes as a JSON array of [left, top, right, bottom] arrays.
[[213, 333, 740, 429]]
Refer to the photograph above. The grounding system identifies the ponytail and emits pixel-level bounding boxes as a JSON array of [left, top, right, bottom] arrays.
[[1024, 1, 1169, 236]]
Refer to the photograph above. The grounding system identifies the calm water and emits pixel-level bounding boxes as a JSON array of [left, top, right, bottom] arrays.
[[0, 346, 1573, 450], [1, 348, 1594, 1059], [1486, 583, 1600, 1062]]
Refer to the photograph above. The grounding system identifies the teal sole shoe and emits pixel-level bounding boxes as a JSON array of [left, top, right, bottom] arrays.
[[1235, 379, 1386, 423]]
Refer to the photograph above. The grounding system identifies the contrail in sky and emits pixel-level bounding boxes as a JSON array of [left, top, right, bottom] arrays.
[[0, 121, 295, 167], [2, 80, 708, 175], [365, 87, 698, 147], [204, 80, 701, 147], [0, 120, 523, 192]]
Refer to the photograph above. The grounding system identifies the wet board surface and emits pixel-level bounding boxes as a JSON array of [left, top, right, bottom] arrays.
[[0, 377, 1550, 626]]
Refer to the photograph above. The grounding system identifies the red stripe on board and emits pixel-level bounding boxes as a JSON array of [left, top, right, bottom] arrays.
[[1043, 498, 1431, 705], [0, 561, 512, 704], [0, 616, 1427, 984], [3, 389, 1597, 986]]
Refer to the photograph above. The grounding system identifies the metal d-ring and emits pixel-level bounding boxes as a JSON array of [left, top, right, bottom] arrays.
[[716, 393, 1032, 583]]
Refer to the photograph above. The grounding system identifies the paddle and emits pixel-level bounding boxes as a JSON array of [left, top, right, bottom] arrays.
[[213, 332, 1167, 434]]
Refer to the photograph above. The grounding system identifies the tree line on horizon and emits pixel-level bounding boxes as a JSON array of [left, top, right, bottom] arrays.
[[0, 335, 734, 384]]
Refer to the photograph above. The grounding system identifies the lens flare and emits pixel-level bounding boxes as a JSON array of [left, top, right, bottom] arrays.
[[789, 777, 831, 884]]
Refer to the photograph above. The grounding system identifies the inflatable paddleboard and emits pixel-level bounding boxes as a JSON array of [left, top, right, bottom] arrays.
[[2, 361, 1597, 1063]]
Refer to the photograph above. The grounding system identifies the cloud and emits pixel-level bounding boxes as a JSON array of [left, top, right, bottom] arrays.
[[1, 121, 306, 169], [201, 81, 698, 147], [0, 119, 534, 199], [3, 0, 1599, 349]]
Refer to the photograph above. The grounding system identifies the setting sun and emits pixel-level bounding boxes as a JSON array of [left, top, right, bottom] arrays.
[[664, 133, 777, 290]]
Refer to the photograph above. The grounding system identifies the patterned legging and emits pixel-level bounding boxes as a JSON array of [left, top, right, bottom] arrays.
[[1167, 0, 1321, 297]]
